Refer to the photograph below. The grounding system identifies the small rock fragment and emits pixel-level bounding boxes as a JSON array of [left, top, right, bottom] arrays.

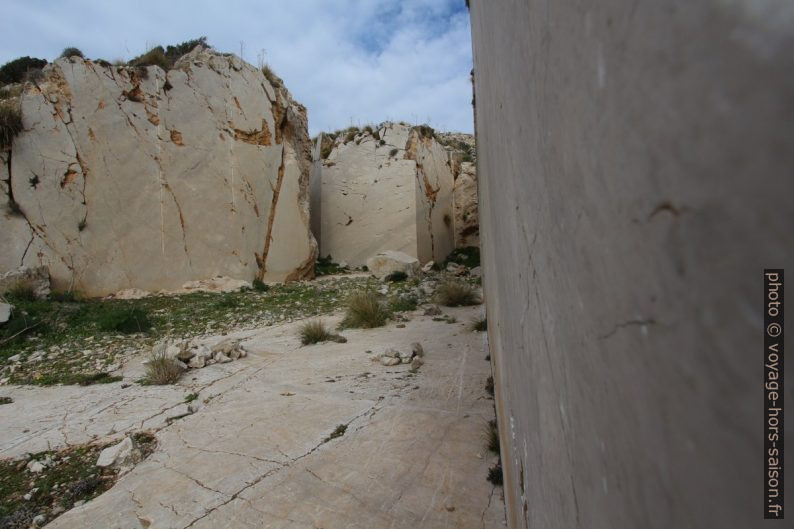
[[423, 305, 442, 316], [410, 357, 424, 371], [380, 356, 401, 366], [96, 437, 140, 470]]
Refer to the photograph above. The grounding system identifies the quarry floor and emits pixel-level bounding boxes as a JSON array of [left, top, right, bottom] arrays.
[[0, 304, 505, 529]]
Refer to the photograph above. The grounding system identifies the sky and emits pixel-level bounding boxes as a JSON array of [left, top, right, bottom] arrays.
[[0, 0, 474, 136]]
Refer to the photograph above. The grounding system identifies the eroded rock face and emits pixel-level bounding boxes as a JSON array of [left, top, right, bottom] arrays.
[[314, 122, 475, 267], [0, 47, 316, 297]]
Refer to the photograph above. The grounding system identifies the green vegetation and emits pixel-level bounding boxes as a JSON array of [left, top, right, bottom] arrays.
[[0, 56, 47, 85], [341, 290, 390, 329], [299, 319, 334, 345], [434, 280, 481, 307], [129, 47, 169, 70], [315, 255, 348, 276], [129, 37, 208, 71], [390, 294, 418, 313], [324, 424, 347, 442], [384, 271, 408, 282], [487, 462, 503, 486], [444, 246, 480, 268], [0, 434, 155, 528], [252, 278, 269, 292], [485, 375, 494, 396], [5, 282, 36, 302], [416, 124, 435, 139], [261, 64, 284, 88], [1, 275, 383, 385], [59, 47, 84, 59], [0, 99, 23, 150], [97, 307, 151, 334], [184, 393, 198, 403], [485, 419, 500, 455]]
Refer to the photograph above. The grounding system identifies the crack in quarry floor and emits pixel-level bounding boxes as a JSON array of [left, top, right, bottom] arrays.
[[4, 306, 505, 529]]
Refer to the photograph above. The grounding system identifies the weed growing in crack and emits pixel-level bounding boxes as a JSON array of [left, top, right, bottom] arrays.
[[484, 419, 500, 455], [472, 317, 487, 332], [487, 462, 503, 486], [324, 424, 347, 442]]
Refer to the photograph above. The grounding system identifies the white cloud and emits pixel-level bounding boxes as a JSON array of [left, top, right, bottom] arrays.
[[0, 0, 473, 135]]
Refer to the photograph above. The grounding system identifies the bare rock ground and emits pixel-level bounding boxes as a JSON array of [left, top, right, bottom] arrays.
[[0, 305, 503, 528]]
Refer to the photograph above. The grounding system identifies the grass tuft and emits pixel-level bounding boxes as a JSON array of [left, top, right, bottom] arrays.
[[487, 462, 503, 486], [299, 319, 334, 345], [60, 47, 84, 59], [390, 295, 418, 313], [444, 246, 480, 268], [434, 280, 480, 307], [341, 290, 390, 329], [384, 271, 407, 282], [472, 316, 487, 332], [143, 352, 183, 385], [485, 419, 500, 455], [252, 279, 269, 292], [485, 375, 494, 396], [0, 99, 23, 150], [5, 281, 36, 302]]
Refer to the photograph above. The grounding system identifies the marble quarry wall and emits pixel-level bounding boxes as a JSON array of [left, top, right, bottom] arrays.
[[470, 0, 794, 528], [0, 47, 317, 297]]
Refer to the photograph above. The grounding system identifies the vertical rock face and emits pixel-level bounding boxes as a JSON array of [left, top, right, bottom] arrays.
[[452, 161, 478, 247], [314, 122, 474, 267], [0, 47, 316, 296], [471, 1, 794, 529]]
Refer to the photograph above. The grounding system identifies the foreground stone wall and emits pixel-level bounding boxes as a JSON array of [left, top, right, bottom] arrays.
[[0, 47, 316, 296], [315, 122, 475, 266], [470, 1, 794, 528]]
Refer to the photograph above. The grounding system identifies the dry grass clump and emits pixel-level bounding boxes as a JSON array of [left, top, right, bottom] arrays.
[[341, 290, 390, 328], [300, 319, 334, 345], [434, 280, 481, 307], [484, 419, 500, 455], [5, 280, 36, 301], [0, 98, 23, 149], [143, 353, 183, 385]]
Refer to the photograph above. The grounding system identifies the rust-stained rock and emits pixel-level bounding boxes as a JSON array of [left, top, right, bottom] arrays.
[[0, 47, 316, 296]]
